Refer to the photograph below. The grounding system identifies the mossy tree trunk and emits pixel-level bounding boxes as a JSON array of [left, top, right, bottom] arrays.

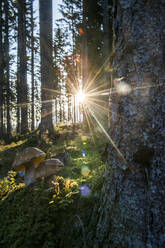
[[92, 1, 165, 247]]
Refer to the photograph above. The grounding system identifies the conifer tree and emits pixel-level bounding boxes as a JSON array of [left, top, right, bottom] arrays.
[[17, 0, 28, 133], [39, 0, 54, 132], [0, 0, 4, 136], [30, 0, 35, 130], [4, 0, 11, 138]]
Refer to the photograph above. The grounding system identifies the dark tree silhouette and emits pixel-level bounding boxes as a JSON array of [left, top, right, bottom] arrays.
[[17, 0, 28, 133], [39, 0, 54, 132]]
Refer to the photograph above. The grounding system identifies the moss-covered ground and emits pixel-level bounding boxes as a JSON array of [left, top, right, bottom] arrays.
[[0, 124, 106, 248]]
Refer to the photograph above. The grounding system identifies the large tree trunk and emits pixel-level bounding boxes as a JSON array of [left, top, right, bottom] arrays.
[[39, 0, 54, 132], [93, 1, 165, 247], [0, 0, 4, 137], [4, 0, 11, 139], [17, 0, 28, 133], [30, 0, 35, 131]]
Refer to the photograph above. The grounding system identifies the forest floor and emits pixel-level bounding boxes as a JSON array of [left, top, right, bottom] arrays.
[[0, 124, 106, 248]]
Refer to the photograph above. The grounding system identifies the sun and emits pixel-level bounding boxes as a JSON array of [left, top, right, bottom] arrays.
[[76, 90, 86, 104]]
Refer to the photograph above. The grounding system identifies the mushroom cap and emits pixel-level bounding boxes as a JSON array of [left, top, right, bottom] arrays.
[[35, 159, 64, 179], [12, 147, 46, 172]]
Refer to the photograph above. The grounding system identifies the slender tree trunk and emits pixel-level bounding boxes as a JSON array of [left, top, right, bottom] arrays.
[[62, 98, 65, 122], [4, 0, 11, 138], [39, 0, 53, 132], [102, 0, 110, 86], [55, 98, 57, 124], [17, 0, 28, 133], [17, 49, 21, 133], [82, 0, 88, 91], [67, 95, 71, 122], [102, 0, 110, 126], [73, 95, 76, 123], [0, 0, 4, 137], [81, 0, 88, 126], [30, 0, 35, 130], [59, 94, 62, 123], [92, 1, 165, 247]]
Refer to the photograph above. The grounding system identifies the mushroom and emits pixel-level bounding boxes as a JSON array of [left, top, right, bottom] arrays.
[[35, 158, 64, 182], [12, 147, 46, 186]]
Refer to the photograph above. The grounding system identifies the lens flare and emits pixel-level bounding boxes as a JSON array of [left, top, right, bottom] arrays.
[[80, 184, 90, 196], [78, 28, 84, 35], [116, 82, 132, 95], [82, 151, 86, 157], [81, 166, 90, 176]]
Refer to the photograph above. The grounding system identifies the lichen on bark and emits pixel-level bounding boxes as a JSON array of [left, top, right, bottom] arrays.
[[93, 1, 165, 247]]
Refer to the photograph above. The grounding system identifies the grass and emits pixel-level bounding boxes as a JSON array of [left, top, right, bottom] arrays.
[[0, 125, 106, 248]]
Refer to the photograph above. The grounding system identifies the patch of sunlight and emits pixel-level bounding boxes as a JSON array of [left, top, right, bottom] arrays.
[[81, 166, 90, 177], [73, 158, 87, 163], [0, 140, 27, 152]]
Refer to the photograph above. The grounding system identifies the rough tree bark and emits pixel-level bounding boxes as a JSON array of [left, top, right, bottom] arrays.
[[92, 1, 165, 247], [0, 0, 4, 136]]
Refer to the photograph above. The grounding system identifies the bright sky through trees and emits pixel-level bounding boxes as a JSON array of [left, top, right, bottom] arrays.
[[34, 0, 63, 23], [52, 0, 63, 21]]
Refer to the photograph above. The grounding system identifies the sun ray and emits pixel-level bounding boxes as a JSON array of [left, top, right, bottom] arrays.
[[132, 82, 165, 91], [43, 87, 72, 96], [86, 98, 127, 120], [87, 87, 110, 97], [86, 96, 109, 105], [65, 77, 79, 95], [83, 54, 113, 93], [87, 106, 133, 171], [109, 82, 165, 96], [86, 98, 109, 112], [83, 106, 96, 145], [41, 108, 54, 119]]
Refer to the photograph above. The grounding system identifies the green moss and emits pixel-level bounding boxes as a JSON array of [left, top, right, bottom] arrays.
[[0, 177, 77, 247], [0, 126, 106, 247]]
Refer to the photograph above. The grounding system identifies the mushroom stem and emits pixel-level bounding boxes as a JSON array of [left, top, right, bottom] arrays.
[[24, 161, 37, 186]]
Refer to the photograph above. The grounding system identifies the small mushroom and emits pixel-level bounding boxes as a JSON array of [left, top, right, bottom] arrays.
[[35, 159, 64, 181], [12, 147, 46, 186]]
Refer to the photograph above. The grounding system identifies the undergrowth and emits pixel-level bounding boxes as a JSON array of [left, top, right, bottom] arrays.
[[0, 126, 106, 248]]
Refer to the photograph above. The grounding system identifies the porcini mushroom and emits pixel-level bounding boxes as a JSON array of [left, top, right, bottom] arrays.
[[35, 158, 64, 181], [12, 147, 46, 186]]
